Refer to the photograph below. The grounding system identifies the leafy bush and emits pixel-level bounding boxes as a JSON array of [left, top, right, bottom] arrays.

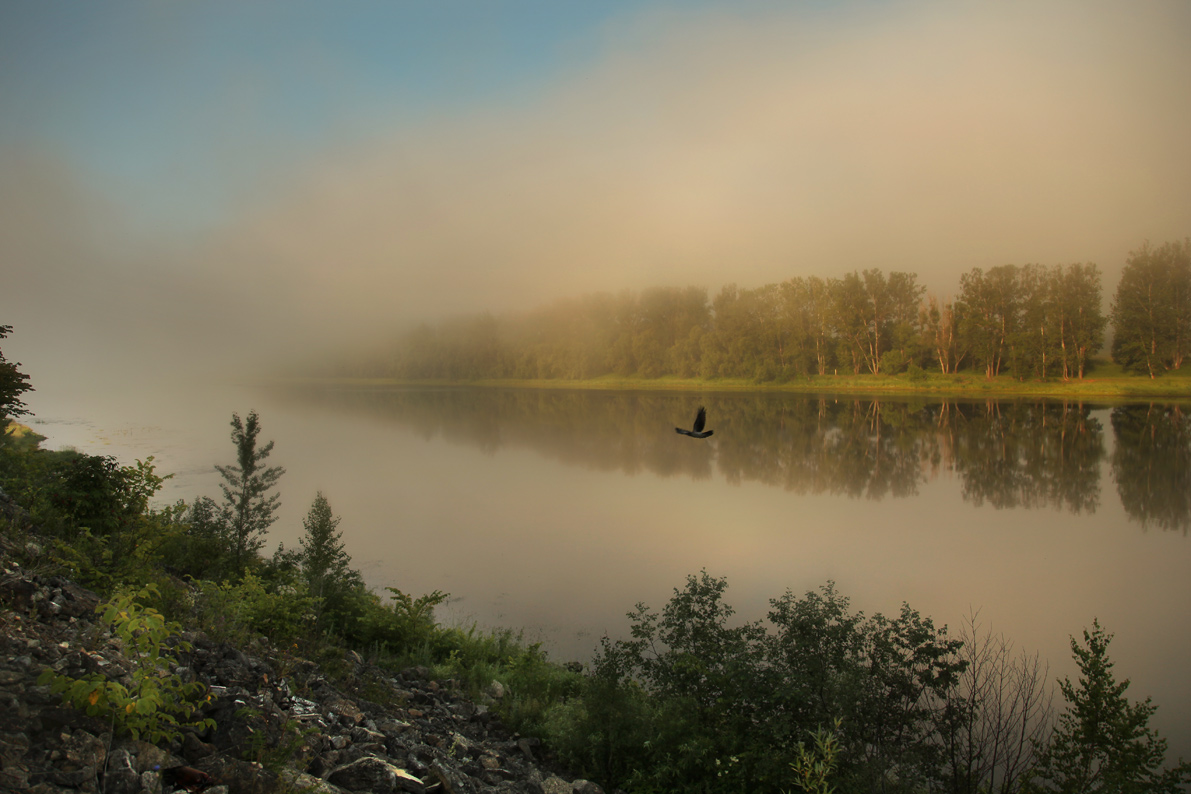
[[880, 349, 908, 375], [38, 585, 216, 743], [189, 573, 319, 647], [575, 572, 966, 793], [1, 447, 184, 590], [346, 586, 449, 652], [788, 720, 842, 794]]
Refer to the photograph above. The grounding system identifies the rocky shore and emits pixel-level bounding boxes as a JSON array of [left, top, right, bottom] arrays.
[[0, 504, 609, 794]]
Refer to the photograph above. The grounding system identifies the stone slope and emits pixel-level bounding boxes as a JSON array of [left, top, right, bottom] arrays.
[[0, 541, 608, 794]]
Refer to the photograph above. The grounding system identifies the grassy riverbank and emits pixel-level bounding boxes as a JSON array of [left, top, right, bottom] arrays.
[[277, 362, 1191, 401]]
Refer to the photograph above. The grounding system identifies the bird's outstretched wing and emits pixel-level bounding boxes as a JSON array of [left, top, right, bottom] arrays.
[[692, 406, 707, 433], [676, 427, 692, 436]]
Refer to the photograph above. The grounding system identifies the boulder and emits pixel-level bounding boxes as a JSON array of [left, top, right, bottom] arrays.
[[278, 768, 349, 794], [103, 749, 142, 794], [327, 756, 424, 794], [431, 761, 477, 794]]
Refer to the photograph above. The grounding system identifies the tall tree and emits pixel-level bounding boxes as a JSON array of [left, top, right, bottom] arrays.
[[1057, 263, 1106, 379], [923, 295, 965, 374], [833, 272, 871, 374], [215, 411, 285, 574], [299, 491, 359, 618], [1111, 240, 1191, 377], [832, 270, 925, 375], [0, 324, 34, 432], [958, 266, 1021, 378], [884, 270, 928, 368], [804, 276, 837, 376], [1027, 620, 1191, 793], [1016, 265, 1060, 380]]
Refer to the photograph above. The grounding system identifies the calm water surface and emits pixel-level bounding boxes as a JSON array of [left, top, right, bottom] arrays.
[[26, 382, 1191, 759]]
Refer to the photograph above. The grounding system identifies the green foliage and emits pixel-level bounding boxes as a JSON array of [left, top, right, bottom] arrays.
[[381, 586, 449, 646], [215, 410, 286, 574], [0, 445, 184, 589], [1027, 620, 1191, 793], [370, 255, 1117, 384], [38, 585, 216, 743], [788, 720, 842, 794], [0, 324, 34, 430], [160, 495, 235, 581], [2, 421, 45, 452], [574, 573, 967, 794], [237, 705, 317, 772], [1111, 239, 1191, 377], [190, 573, 319, 647], [298, 491, 362, 624]]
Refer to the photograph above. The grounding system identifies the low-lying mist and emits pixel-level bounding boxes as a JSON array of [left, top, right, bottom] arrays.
[[3, 1, 1189, 403]]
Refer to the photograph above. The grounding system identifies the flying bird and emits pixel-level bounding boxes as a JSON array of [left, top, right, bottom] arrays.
[[676, 406, 714, 438]]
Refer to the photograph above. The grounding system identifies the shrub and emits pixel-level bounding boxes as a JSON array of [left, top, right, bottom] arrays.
[[38, 585, 216, 743], [190, 573, 319, 647]]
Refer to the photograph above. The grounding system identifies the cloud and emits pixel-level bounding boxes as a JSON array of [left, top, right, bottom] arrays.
[[3, 0, 1190, 387], [213, 1, 1191, 313]]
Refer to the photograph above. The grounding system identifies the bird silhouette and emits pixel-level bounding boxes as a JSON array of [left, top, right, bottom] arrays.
[[676, 406, 714, 438]]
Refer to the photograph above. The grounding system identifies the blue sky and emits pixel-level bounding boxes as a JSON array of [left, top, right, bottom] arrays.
[[2, 0, 1190, 384], [1, 1, 657, 228]]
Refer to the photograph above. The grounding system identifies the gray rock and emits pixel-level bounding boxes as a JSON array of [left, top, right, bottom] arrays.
[[192, 756, 278, 794], [57, 728, 105, 772], [351, 726, 387, 744], [180, 732, 217, 763], [431, 761, 477, 794], [326, 696, 366, 725], [572, 781, 604, 794], [0, 767, 30, 791], [375, 718, 413, 737], [327, 756, 423, 794], [117, 738, 180, 774], [279, 768, 349, 794], [449, 732, 477, 757], [140, 770, 163, 794], [516, 738, 537, 763], [102, 749, 141, 794]]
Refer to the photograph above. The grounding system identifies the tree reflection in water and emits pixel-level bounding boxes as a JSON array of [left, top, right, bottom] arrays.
[[273, 386, 1190, 531], [940, 401, 1103, 513], [1111, 405, 1191, 533]]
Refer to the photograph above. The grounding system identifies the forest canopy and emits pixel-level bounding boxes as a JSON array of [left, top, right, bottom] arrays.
[[350, 242, 1188, 383]]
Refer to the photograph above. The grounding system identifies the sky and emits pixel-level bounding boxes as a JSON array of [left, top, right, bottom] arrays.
[[2, 0, 1191, 391]]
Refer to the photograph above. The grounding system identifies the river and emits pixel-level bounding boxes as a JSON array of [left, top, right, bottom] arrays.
[[22, 380, 1191, 760]]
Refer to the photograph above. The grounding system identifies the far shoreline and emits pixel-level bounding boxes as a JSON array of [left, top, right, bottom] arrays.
[[261, 371, 1191, 402]]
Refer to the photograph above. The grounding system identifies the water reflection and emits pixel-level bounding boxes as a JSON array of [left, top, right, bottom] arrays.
[[1111, 405, 1191, 533], [274, 386, 1191, 531], [939, 402, 1103, 514]]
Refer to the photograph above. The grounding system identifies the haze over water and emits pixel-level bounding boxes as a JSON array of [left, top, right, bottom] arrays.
[[5, 0, 1191, 771], [22, 380, 1191, 761]]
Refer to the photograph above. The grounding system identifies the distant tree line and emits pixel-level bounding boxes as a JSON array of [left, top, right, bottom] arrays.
[[364, 238, 1191, 382]]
